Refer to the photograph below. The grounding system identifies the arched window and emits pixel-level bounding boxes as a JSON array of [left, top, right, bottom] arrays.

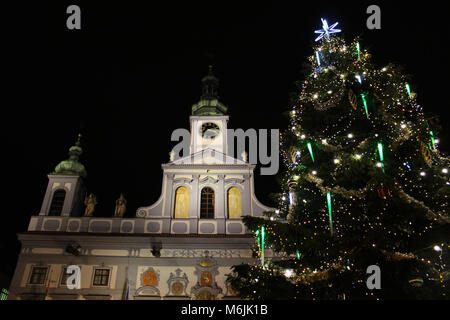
[[227, 187, 242, 219], [48, 189, 66, 216], [174, 187, 189, 219], [200, 187, 215, 219]]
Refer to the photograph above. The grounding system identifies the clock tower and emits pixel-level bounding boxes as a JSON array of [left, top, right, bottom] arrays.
[[190, 66, 229, 155]]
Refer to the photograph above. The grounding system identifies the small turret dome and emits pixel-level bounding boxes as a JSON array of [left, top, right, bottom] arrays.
[[52, 134, 87, 178]]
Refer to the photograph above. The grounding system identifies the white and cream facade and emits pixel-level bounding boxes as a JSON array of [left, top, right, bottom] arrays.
[[8, 69, 275, 300]]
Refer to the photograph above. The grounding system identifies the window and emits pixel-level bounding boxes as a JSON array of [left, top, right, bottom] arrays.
[[92, 268, 110, 287], [60, 267, 75, 286], [29, 266, 48, 285], [200, 187, 215, 219], [227, 187, 242, 219], [48, 189, 66, 216], [174, 187, 189, 219]]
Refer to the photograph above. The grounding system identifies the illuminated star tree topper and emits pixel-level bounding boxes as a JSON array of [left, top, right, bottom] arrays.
[[314, 18, 341, 41]]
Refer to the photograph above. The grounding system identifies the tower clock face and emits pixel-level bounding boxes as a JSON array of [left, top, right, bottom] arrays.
[[200, 122, 220, 140]]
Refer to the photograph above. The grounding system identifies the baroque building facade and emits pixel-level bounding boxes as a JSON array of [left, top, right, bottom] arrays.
[[8, 68, 275, 300]]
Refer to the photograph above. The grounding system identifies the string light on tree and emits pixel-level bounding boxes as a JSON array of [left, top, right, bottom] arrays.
[[307, 142, 315, 162], [327, 192, 333, 236], [284, 269, 294, 278], [377, 142, 384, 161], [356, 42, 361, 60], [255, 226, 266, 266], [404, 162, 412, 171], [406, 83, 412, 98], [361, 93, 370, 119], [429, 130, 436, 149], [377, 142, 385, 172]]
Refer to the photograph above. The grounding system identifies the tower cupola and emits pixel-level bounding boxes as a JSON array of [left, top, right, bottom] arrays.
[[192, 65, 228, 116]]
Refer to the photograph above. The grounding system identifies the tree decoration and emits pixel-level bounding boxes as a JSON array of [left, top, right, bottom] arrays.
[[255, 229, 260, 250], [420, 141, 432, 167], [307, 142, 315, 162], [289, 192, 294, 205], [377, 142, 384, 162], [255, 227, 265, 266], [314, 18, 341, 42], [405, 83, 412, 98], [261, 226, 265, 266], [377, 142, 385, 172], [327, 191, 333, 236], [288, 146, 300, 164], [377, 184, 391, 199], [361, 93, 370, 119], [288, 179, 297, 188], [348, 89, 358, 110], [313, 88, 346, 111], [356, 42, 361, 60], [409, 278, 424, 287], [429, 130, 436, 150]]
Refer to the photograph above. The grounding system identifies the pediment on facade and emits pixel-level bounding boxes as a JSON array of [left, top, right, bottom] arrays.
[[170, 148, 247, 166], [224, 178, 246, 185], [199, 176, 219, 184], [173, 177, 193, 184]]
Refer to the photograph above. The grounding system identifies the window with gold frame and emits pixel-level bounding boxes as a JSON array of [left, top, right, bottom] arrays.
[[174, 187, 189, 219], [227, 187, 242, 219]]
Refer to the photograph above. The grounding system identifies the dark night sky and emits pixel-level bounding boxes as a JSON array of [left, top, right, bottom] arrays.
[[1, 1, 449, 287]]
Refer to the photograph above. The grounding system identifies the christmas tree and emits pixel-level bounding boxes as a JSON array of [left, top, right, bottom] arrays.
[[227, 19, 450, 300]]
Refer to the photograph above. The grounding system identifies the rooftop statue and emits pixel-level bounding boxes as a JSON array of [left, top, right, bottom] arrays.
[[83, 193, 97, 217], [114, 193, 127, 217]]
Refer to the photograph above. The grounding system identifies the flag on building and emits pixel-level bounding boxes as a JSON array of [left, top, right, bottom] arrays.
[[45, 268, 52, 299], [124, 279, 130, 300]]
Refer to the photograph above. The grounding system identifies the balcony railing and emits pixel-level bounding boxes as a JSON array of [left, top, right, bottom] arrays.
[[28, 216, 249, 235]]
